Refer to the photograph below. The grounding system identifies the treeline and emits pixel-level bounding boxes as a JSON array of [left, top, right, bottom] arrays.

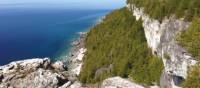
[[79, 8, 163, 86], [127, 0, 200, 21]]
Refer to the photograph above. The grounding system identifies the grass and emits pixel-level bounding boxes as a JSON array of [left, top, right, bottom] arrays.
[[177, 18, 200, 60]]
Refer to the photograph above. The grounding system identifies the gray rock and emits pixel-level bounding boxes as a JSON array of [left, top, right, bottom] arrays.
[[0, 58, 70, 88], [69, 81, 82, 88], [102, 77, 144, 88], [52, 61, 66, 71]]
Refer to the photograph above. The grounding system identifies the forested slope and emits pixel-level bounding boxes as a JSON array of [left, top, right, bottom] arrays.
[[79, 8, 163, 86], [79, 0, 200, 87]]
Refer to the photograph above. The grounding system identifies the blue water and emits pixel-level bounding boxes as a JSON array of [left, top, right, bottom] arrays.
[[0, 8, 110, 65]]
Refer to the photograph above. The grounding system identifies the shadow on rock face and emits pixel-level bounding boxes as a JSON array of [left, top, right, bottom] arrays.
[[0, 74, 3, 82], [173, 75, 185, 87]]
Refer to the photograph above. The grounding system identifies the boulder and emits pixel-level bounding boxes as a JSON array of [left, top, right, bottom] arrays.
[[0, 58, 70, 88], [52, 61, 66, 71]]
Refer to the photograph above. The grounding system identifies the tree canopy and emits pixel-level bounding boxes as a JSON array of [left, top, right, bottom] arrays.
[[127, 0, 200, 21], [79, 8, 163, 86]]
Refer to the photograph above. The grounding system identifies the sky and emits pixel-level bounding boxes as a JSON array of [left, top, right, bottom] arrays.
[[0, 0, 126, 9]]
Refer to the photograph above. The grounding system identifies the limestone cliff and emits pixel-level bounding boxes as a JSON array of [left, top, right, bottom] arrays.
[[127, 4, 198, 88]]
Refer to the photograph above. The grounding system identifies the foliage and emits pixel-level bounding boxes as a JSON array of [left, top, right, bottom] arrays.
[[164, 53, 170, 60], [177, 18, 200, 60], [127, 0, 200, 21], [79, 8, 163, 86], [182, 63, 200, 88]]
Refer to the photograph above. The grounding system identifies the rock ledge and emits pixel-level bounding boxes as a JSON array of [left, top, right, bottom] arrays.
[[0, 58, 70, 88]]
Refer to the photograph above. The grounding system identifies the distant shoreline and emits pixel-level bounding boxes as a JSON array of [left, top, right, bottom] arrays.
[[66, 32, 87, 75]]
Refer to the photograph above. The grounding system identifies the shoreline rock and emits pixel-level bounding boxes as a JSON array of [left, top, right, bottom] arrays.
[[68, 48, 86, 76], [0, 58, 70, 88], [0, 58, 51, 73], [67, 32, 87, 76], [52, 61, 66, 71]]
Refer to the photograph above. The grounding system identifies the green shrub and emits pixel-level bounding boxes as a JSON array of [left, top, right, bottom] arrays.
[[79, 8, 163, 86], [182, 63, 200, 88], [164, 53, 171, 60], [130, 56, 163, 85], [177, 18, 200, 60]]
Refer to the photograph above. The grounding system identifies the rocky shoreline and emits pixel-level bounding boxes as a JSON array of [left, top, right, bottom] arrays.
[[67, 32, 87, 76], [0, 32, 87, 88]]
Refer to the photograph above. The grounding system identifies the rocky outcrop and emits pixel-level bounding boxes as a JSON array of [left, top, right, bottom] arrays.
[[127, 4, 198, 88], [102, 77, 145, 88], [0, 58, 71, 88], [101, 77, 160, 88], [52, 61, 66, 71], [69, 48, 86, 76]]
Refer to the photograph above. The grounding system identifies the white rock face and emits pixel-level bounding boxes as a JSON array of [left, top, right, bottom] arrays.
[[69, 48, 87, 76], [77, 48, 87, 61], [0, 58, 50, 74], [0, 58, 70, 88], [102, 77, 144, 88], [127, 4, 198, 88], [69, 81, 82, 88]]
